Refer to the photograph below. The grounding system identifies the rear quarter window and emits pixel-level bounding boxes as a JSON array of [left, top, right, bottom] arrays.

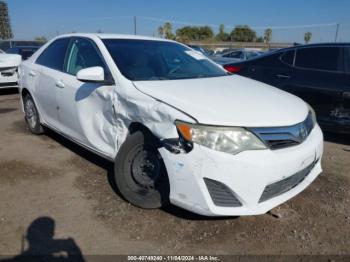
[[295, 47, 340, 71], [36, 38, 70, 71]]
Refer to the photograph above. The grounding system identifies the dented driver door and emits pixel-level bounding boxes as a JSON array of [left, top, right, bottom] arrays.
[[55, 37, 117, 157]]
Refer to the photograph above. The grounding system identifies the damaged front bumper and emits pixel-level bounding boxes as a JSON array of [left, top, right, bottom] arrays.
[[159, 124, 323, 216], [0, 67, 18, 87]]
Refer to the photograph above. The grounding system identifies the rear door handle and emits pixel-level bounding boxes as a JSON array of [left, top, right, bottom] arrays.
[[55, 80, 65, 89], [29, 70, 36, 77], [276, 74, 291, 79]]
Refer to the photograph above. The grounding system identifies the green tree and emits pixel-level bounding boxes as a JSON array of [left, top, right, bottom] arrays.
[[264, 28, 272, 45], [0, 1, 13, 39], [256, 36, 264, 43], [34, 36, 47, 44], [163, 22, 175, 40], [158, 26, 164, 38], [176, 26, 194, 41], [230, 25, 257, 42], [216, 24, 230, 41], [157, 22, 175, 39], [304, 32, 312, 44], [198, 26, 213, 39], [176, 26, 214, 41]]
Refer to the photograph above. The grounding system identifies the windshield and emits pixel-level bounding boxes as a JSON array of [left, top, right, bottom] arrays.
[[103, 39, 227, 81]]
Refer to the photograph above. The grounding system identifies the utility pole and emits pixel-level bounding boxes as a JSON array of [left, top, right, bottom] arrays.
[[133, 16, 137, 35], [334, 23, 339, 42]]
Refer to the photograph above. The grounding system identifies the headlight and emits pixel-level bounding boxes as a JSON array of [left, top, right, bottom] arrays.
[[175, 121, 267, 155]]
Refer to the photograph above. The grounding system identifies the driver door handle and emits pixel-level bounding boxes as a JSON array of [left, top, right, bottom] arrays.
[[276, 74, 291, 79], [29, 70, 36, 77], [55, 80, 65, 89]]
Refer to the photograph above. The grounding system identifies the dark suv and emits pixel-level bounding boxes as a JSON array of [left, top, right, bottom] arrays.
[[223, 43, 350, 134]]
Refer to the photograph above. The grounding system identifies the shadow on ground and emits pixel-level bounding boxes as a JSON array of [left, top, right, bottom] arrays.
[[0, 216, 85, 262]]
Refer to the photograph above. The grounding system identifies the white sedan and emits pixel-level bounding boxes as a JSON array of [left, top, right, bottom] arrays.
[[0, 52, 21, 88], [19, 33, 323, 216]]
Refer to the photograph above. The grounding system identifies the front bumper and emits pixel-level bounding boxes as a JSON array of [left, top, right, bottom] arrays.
[[0, 69, 18, 88], [159, 124, 324, 216]]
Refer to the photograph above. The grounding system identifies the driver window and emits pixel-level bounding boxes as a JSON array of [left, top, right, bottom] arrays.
[[65, 38, 106, 76]]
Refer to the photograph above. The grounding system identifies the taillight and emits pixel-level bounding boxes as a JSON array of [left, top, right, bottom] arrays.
[[223, 65, 242, 73]]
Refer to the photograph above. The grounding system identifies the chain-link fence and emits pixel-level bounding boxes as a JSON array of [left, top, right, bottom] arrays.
[[0, 41, 42, 52]]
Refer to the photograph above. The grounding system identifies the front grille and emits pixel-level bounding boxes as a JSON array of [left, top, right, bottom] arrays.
[[250, 112, 314, 150], [267, 139, 299, 149], [1, 71, 14, 77], [204, 178, 242, 207], [259, 159, 317, 203]]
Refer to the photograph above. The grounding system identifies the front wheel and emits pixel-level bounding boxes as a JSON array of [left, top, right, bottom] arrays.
[[23, 94, 44, 135], [114, 131, 170, 209]]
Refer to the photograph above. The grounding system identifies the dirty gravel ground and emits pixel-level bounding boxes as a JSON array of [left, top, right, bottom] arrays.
[[0, 89, 350, 257]]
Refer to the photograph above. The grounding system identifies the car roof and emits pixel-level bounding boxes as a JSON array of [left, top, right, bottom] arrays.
[[57, 33, 173, 42], [222, 42, 350, 65], [279, 42, 350, 52], [298, 42, 350, 47]]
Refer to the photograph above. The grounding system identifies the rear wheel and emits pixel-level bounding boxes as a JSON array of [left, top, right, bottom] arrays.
[[114, 131, 170, 209], [23, 94, 44, 135]]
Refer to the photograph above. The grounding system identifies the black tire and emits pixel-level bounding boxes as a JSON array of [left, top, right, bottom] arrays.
[[23, 94, 44, 135], [114, 131, 170, 209]]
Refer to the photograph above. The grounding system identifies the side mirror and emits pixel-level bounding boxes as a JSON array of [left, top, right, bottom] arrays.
[[76, 66, 105, 83]]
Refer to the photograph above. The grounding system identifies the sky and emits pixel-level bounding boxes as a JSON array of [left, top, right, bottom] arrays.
[[7, 0, 350, 43]]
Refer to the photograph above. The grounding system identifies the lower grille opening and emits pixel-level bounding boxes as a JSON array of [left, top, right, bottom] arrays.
[[259, 160, 318, 203], [204, 178, 242, 207]]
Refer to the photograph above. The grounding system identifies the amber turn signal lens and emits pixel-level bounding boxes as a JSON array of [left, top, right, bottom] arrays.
[[175, 122, 192, 141]]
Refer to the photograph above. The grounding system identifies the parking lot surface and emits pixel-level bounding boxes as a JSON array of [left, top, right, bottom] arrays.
[[0, 89, 350, 256]]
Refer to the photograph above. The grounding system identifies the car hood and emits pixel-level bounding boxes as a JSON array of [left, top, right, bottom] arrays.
[[133, 75, 309, 127], [0, 54, 21, 68]]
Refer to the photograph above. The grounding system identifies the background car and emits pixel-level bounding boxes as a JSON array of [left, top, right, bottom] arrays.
[[223, 43, 350, 134], [221, 49, 263, 59], [0, 53, 21, 88], [212, 49, 264, 64], [6, 46, 40, 60]]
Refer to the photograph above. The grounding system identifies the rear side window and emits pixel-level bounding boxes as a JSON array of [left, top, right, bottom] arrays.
[[280, 50, 295, 66], [295, 47, 340, 71], [36, 38, 70, 71]]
